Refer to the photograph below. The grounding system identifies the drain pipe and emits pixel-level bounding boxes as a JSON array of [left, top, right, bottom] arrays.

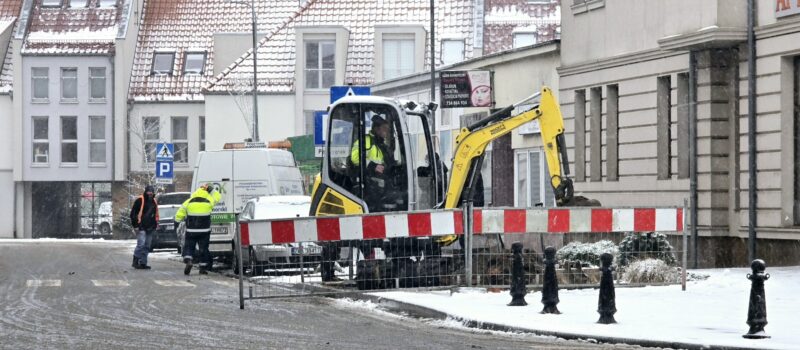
[[747, 0, 757, 262], [689, 51, 698, 269]]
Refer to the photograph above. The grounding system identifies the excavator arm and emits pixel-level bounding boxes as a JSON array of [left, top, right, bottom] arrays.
[[444, 86, 574, 209]]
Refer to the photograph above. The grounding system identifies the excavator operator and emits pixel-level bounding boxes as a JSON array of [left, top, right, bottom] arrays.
[[350, 114, 400, 212]]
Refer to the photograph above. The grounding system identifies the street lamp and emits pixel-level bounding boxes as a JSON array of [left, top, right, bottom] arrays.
[[229, 0, 260, 142]]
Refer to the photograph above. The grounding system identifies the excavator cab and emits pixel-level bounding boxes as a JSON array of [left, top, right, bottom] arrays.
[[310, 96, 440, 216]]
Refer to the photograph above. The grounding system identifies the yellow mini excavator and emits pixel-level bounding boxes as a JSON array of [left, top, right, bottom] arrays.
[[309, 86, 580, 289]]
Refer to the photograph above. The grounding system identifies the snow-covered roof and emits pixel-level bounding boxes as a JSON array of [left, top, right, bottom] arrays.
[[20, 0, 125, 56], [483, 0, 560, 55], [128, 0, 304, 101], [0, 0, 23, 93], [204, 0, 477, 94]]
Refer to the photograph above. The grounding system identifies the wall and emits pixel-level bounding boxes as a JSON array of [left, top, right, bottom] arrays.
[[203, 94, 296, 150], [113, 0, 143, 181], [21, 55, 114, 182], [128, 102, 204, 174], [213, 33, 258, 76], [0, 95, 14, 237], [561, 0, 744, 66]]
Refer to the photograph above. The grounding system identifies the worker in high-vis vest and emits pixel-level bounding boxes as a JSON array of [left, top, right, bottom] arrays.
[[129, 185, 159, 270], [175, 183, 221, 275]]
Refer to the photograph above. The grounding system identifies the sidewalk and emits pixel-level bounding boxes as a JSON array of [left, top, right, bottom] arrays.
[[369, 267, 800, 350]]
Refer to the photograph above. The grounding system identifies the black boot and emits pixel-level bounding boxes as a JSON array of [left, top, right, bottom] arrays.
[[183, 257, 193, 275], [132, 256, 138, 268]]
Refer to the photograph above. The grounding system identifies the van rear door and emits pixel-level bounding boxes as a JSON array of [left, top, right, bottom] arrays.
[[193, 151, 235, 238]]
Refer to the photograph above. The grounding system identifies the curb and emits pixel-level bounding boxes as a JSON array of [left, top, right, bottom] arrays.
[[338, 293, 758, 350], [225, 271, 755, 350]]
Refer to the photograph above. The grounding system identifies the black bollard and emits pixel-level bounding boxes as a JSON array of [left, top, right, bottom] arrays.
[[541, 246, 561, 314], [743, 259, 771, 339], [508, 242, 528, 306], [597, 252, 617, 324]]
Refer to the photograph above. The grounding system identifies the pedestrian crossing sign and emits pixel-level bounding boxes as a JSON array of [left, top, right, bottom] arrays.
[[156, 143, 174, 161]]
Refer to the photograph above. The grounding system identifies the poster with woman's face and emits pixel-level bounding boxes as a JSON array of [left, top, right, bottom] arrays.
[[468, 71, 492, 107]]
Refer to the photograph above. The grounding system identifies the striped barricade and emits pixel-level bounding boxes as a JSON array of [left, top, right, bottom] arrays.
[[239, 207, 684, 246]]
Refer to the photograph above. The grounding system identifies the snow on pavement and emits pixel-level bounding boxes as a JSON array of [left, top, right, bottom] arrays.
[[372, 267, 800, 349]]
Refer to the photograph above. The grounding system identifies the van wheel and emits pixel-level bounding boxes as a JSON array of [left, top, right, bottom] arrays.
[[99, 223, 111, 235]]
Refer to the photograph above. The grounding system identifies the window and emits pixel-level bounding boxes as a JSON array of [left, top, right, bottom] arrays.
[[657, 75, 672, 180], [183, 52, 205, 75], [199, 116, 206, 152], [61, 68, 77, 101], [61, 116, 78, 164], [89, 116, 106, 164], [143, 117, 160, 163], [382, 37, 414, 80], [606, 84, 619, 181], [41, 0, 62, 7], [677, 73, 690, 179], [589, 87, 602, 181], [441, 40, 464, 66], [98, 0, 116, 7], [513, 33, 537, 48], [89, 67, 106, 101], [151, 52, 175, 75], [794, 57, 800, 225], [32, 67, 49, 101], [327, 103, 408, 211], [171, 117, 188, 163], [515, 149, 555, 208], [574, 89, 586, 182], [69, 0, 86, 7], [32, 117, 49, 164], [305, 40, 335, 89]]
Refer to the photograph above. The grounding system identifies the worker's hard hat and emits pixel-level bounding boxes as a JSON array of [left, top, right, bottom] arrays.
[[371, 115, 388, 127]]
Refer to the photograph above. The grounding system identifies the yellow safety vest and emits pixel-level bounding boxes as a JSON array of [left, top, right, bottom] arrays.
[[176, 188, 221, 233], [350, 134, 384, 166]]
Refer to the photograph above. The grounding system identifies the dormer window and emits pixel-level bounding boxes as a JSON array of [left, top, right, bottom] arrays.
[[98, 0, 116, 7], [41, 0, 62, 7], [441, 40, 465, 66], [183, 52, 206, 75], [151, 51, 175, 75], [513, 32, 537, 48], [69, 0, 87, 7]]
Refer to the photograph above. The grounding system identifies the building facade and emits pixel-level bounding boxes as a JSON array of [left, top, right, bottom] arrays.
[[558, 0, 800, 267], [9, 0, 137, 238]]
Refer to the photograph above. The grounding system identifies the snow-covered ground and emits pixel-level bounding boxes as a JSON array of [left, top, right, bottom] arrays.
[[371, 267, 800, 349], [0, 238, 135, 244]]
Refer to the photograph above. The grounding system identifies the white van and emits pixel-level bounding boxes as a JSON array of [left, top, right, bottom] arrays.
[[187, 143, 304, 263]]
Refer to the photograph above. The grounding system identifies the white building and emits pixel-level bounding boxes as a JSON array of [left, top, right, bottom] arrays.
[[7, 0, 138, 238]]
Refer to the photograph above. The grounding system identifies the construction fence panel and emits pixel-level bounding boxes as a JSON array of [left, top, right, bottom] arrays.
[[236, 206, 686, 304]]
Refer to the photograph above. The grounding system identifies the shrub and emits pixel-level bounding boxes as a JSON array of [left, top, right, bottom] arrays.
[[620, 258, 679, 284], [556, 240, 618, 267], [617, 232, 676, 267]]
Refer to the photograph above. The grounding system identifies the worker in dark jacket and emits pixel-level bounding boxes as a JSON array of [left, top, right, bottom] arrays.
[[130, 185, 159, 269]]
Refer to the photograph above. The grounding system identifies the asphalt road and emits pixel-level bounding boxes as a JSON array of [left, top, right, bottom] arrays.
[[0, 240, 652, 350]]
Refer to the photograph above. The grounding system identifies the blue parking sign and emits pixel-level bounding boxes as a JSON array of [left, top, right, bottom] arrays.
[[155, 160, 173, 185]]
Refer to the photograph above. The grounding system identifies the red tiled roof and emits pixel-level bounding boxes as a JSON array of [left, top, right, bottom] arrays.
[[205, 0, 477, 94], [128, 0, 303, 101], [483, 0, 559, 54], [21, 0, 124, 55], [0, 0, 23, 92], [0, 0, 22, 19]]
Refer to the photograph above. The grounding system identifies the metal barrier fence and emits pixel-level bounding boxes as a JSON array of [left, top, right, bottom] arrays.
[[235, 205, 687, 308]]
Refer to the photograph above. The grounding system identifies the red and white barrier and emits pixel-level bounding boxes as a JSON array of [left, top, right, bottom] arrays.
[[239, 207, 684, 245]]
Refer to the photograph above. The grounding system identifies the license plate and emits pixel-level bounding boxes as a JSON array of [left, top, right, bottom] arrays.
[[209, 243, 230, 252], [163, 224, 174, 231], [211, 226, 228, 235], [292, 245, 322, 255]]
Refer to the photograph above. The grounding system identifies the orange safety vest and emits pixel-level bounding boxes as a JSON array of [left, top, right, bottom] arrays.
[[137, 195, 159, 224]]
